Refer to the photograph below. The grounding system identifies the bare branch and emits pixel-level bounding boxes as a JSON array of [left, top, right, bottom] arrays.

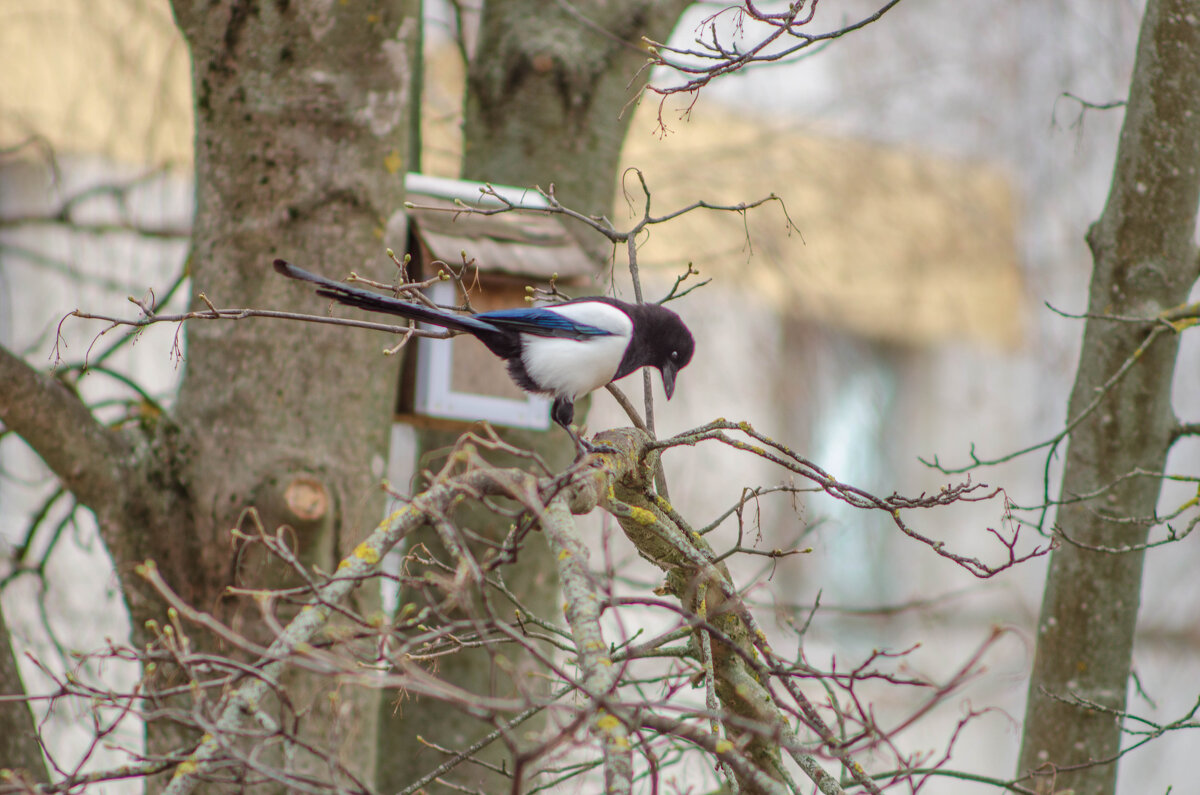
[[921, 322, 1173, 476], [540, 493, 633, 793], [65, 303, 449, 360], [653, 419, 1049, 577], [643, 0, 904, 116], [0, 344, 132, 513], [6, 425, 1037, 795]]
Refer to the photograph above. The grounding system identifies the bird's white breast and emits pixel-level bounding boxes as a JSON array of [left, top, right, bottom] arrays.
[[520, 302, 633, 400]]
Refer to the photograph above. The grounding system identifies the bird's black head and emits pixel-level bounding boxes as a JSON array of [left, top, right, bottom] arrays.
[[642, 304, 694, 400], [614, 301, 695, 399]]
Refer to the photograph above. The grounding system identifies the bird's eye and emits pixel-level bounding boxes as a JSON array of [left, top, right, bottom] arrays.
[[670, 350, 679, 360]]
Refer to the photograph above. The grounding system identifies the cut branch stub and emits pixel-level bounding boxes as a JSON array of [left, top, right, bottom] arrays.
[[283, 474, 331, 525], [251, 470, 335, 538], [235, 470, 338, 612]]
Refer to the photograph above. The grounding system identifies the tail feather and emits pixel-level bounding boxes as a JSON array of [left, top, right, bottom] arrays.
[[273, 259, 498, 335]]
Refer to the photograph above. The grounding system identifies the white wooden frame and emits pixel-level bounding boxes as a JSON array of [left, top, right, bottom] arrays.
[[413, 280, 551, 429]]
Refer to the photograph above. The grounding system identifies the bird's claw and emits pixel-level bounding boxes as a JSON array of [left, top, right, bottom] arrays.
[[580, 439, 620, 456], [565, 425, 620, 461]]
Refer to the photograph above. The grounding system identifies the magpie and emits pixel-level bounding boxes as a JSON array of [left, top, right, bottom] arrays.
[[273, 259, 695, 457]]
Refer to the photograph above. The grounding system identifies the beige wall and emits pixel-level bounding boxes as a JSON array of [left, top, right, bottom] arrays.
[[1, 0, 192, 165]]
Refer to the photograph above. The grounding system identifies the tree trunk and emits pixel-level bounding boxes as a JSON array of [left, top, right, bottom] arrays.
[[142, 0, 414, 787], [1017, 1, 1200, 792], [0, 605, 45, 783], [464, 0, 691, 220], [376, 2, 688, 792]]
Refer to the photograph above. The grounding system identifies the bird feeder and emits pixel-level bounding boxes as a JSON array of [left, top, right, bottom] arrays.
[[396, 174, 595, 430]]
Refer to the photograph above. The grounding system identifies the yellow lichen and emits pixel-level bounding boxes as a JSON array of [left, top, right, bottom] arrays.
[[354, 542, 381, 565], [383, 149, 403, 174], [379, 506, 407, 530], [172, 760, 198, 779], [628, 506, 657, 526], [595, 713, 620, 731]]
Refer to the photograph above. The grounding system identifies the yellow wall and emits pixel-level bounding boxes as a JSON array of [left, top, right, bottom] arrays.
[[0, 0, 192, 165], [0, 7, 1021, 347]]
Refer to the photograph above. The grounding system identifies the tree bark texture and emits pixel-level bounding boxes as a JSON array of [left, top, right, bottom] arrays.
[[0, 1, 415, 789], [161, 1, 416, 786], [376, 2, 689, 792], [1017, 2, 1200, 793], [463, 0, 691, 222], [0, 605, 46, 783]]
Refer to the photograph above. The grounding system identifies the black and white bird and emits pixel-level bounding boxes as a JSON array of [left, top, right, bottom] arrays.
[[273, 259, 695, 457]]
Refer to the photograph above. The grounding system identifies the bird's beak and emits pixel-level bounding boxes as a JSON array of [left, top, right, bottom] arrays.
[[661, 364, 677, 400]]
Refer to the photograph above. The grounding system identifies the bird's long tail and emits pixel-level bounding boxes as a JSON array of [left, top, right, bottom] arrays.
[[273, 259, 498, 335]]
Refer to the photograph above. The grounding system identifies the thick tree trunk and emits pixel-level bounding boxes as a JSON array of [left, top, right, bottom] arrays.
[[464, 0, 691, 220], [376, 2, 688, 792], [0, 605, 45, 783], [129, 0, 416, 787], [1017, 1, 1200, 792]]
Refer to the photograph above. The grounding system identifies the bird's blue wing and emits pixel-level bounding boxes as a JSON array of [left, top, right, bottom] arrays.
[[477, 307, 615, 340]]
